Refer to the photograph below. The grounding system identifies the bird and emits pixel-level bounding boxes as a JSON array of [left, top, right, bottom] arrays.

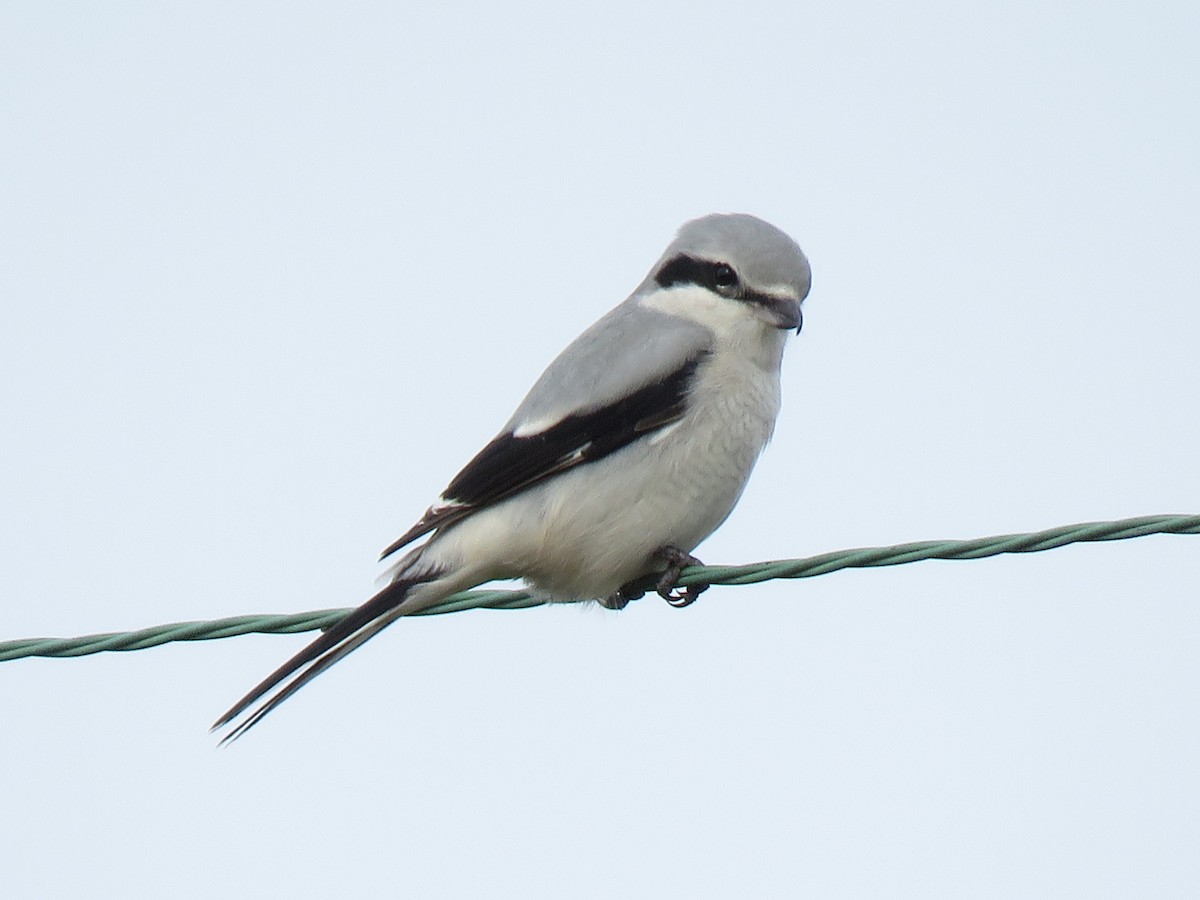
[[212, 212, 812, 742]]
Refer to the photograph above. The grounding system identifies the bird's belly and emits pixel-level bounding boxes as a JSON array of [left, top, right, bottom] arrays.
[[510, 365, 781, 599]]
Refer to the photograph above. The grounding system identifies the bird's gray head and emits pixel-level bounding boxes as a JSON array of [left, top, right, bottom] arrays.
[[647, 213, 812, 333]]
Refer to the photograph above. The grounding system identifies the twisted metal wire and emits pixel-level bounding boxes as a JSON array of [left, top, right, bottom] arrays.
[[3, 513, 1196, 662]]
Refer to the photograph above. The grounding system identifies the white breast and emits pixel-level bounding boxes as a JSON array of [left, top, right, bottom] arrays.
[[426, 299, 791, 602]]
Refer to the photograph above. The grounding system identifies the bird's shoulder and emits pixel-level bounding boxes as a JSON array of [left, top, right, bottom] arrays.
[[507, 297, 713, 429]]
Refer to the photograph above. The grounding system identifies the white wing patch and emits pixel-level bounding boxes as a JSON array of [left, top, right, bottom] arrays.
[[512, 413, 568, 438], [647, 419, 685, 446]]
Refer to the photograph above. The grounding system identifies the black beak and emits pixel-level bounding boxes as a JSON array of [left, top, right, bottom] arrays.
[[754, 294, 802, 331]]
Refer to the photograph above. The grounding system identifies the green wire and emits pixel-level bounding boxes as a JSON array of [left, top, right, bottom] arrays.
[[3, 513, 1196, 662]]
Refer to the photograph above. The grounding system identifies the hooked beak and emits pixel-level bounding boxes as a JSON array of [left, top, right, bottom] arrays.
[[749, 292, 803, 332]]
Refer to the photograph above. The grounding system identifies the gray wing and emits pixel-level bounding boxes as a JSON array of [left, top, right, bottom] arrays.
[[503, 294, 712, 431], [381, 299, 711, 560]]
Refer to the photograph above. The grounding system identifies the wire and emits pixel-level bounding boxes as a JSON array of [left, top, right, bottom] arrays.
[[3, 513, 1196, 662]]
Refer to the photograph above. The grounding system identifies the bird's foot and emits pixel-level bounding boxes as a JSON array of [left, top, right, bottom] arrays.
[[654, 546, 708, 608], [601, 547, 707, 610]]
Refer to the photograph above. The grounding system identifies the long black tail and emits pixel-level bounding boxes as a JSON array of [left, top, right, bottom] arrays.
[[211, 572, 436, 744]]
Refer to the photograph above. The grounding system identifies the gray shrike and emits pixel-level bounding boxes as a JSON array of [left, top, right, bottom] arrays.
[[213, 213, 812, 741]]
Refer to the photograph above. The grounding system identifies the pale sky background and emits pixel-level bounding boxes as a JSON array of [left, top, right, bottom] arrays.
[[2, 2, 1198, 897]]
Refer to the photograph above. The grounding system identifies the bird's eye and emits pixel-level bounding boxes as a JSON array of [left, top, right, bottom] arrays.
[[713, 263, 738, 289]]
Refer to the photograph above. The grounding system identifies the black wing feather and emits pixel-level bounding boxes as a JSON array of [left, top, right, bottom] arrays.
[[380, 352, 708, 560]]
